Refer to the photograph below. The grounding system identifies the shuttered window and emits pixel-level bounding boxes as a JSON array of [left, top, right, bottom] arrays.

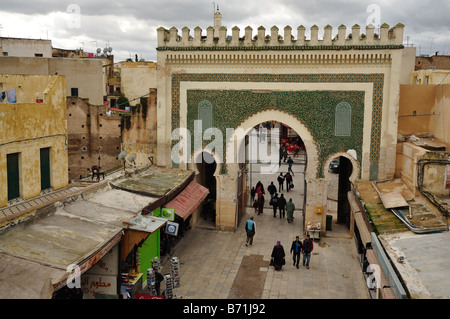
[[40, 147, 51, 190], [7, 153, 20, 200]]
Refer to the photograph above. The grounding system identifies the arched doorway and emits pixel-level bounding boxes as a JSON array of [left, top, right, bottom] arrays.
[[224, 110, 319, 232], [195, 151, 217, 229], [324, 152, 359, 231]]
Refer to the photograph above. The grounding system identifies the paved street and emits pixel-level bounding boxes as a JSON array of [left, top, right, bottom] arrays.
[[162, 208, 369, 299], [160, 154, 369, 299]]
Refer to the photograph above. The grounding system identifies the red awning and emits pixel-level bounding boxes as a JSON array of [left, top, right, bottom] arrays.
[[164, 181, 209, 221]]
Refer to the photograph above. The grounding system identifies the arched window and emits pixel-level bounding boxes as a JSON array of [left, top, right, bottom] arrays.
[[198, 100, 213, 132], [335, 102, 352, 136]]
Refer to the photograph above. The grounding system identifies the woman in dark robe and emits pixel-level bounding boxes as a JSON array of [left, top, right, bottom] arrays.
[[271, 240, 286, 271]]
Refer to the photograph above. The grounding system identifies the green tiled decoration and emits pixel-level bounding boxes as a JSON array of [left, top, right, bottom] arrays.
[[171, 73, 384, 179]]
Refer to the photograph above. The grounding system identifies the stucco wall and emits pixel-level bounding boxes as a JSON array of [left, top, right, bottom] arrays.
[[121, 89, 157, 168], [0, 37, 52, 58], [119, 62, 157, 106], [0, 75, 68, 207], [399, 84, 450, 150], [0, 56, 106, 105]]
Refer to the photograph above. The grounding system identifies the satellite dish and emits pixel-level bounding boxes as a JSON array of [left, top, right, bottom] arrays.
[[103, 47, 108, 54], [96, 48, 101, 53], [106, 110, 112, 117], [118, 150, 127, 161], [108, 47, 112, 52], [128, 153, 137, 164]]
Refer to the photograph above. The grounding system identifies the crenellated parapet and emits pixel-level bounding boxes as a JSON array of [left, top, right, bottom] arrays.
[[157, 23, 405, 51]]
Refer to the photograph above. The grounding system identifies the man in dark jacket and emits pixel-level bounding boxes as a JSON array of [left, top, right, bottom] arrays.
[[290, 236, 303, 269], [267, 182, 277, 200], [277, 173, 284, 192], [285, 172, 292, 192], [302, 235, 314, 269], [278, 194, 286, 219], [270, 193, 279, 217]]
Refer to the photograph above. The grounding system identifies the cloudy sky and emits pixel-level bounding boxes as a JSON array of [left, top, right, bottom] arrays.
[[1, 0, 449, 62]]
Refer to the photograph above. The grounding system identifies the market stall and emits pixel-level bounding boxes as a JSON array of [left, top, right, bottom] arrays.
[[306, 221, 321, 241]]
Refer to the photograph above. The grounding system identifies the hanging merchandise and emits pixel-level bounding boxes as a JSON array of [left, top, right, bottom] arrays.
[[171, 257, 180, 288], [136, 250, 141, 273], [151, 257, 160, 272], [164, 274, 174, 299], [147, 268, 157, 296]]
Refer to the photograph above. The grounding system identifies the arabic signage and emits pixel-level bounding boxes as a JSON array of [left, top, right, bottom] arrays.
[[81, 275, 117, 299], [81, 245, 120, 299]]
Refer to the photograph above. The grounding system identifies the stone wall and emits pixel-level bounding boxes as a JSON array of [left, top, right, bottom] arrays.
[[67, 97, 122, 180]]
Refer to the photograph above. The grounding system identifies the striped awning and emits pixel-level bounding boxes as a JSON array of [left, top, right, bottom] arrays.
[[163, 181, 209, 221]]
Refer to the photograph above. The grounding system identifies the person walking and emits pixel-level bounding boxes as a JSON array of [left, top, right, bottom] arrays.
[[250, 187, 256, 202], [245, 217, 256, 246], [270, 241, 286, 271], [287, 156, 294, 175], [278, 193, 286, 219], [257, 193, 265, 215], [302, 235, 314, 269], [270, 193, 279, 217], [255, 181, 264, 197], [285, 172, 292, 192], [290, 236, 303, 269], [277, 173, 285, 192], [267, 182, 277, 200], [286, 198, 295, 223]]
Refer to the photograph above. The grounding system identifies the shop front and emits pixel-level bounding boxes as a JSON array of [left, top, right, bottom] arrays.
[[119, 214, 167, 298]]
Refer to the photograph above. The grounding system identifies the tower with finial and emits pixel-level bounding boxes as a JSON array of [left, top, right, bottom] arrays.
[[214, 4, 222, 37]]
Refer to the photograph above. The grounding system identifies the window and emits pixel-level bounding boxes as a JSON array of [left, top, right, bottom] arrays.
[[71, 88, 79, 97], [34, 53, 43, 57], [197, 100, 213, 132], [2, 52, 8, 56], [335, 102, 352, 137]]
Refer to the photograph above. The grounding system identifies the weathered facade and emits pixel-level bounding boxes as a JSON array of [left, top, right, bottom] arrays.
[[0, 56, 109, 105], [0, 74, 68, 207], [67, 89, 158, 180], [67, 97, 122, 180], [119, 61, 157, 105], [156, 11, 415, 231], [0, 37, 52, 58]]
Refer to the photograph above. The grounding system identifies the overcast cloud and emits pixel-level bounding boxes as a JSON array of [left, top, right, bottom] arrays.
[[0, 0, 449, 61]]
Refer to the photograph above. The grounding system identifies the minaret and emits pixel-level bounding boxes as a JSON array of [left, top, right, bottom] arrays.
[[213, 5, 222, 37]]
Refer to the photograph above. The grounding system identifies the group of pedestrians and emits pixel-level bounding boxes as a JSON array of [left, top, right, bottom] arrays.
[[250, 174, 296, 222], [269, 235, 314, 271], [251, 181, 266, 216], [245, 216, 314, 270]]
